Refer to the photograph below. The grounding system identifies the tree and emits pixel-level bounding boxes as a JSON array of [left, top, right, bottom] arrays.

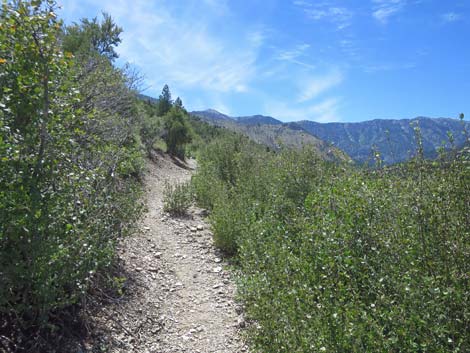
[[62, 12, 122, 61], [163, 107, 192, 159], [174, 96, 184, 110], [157, 84, 173, 116], [0, 2, 143, 344]]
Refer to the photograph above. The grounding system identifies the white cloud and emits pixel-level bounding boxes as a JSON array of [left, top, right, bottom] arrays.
[[372, 0, 406, 24], [248, 30, 267, 47], [278, 44, 310, 61], [339, 39, 361, 61], [363, 62, 416, 73], [277, 44, 316, 69], [298, 70, 343, 102], [202, 0, 230, 15], [442, 12, 462, 23], [61, 0, 261, 95], [293, 1, 353, 30], [264, 97, 342, 122]]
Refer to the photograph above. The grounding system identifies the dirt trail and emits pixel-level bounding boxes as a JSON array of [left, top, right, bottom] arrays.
[[88, 154, 248, 353]]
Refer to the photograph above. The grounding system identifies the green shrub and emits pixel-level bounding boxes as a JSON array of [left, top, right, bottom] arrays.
[[163, 181, 193, 216], [0, 1, 143, 340], [192, 132, 470, 352]]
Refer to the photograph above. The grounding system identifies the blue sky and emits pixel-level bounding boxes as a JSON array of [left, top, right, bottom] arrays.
[[59, 0, 470, 122]]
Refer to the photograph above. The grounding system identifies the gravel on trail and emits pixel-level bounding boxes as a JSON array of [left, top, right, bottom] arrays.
[[85, 154, 249, 353]]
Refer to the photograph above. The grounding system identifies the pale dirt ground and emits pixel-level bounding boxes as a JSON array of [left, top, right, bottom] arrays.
[[85, 154, 249, 353]]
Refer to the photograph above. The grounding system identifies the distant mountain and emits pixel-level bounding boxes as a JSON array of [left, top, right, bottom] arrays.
[[295, 117, 469, 164], [137, 93, 159, 104], [192, 109, 233, 122], [236, 115, 283, 125], [192, 110, 283, 125], [191, 110, 349, 162], [192, 109, 469, 165]]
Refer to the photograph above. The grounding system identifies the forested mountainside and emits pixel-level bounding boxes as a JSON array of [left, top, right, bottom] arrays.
[[295, 117, 469, 164], [193, 109, 468, 164], [191, 111, 350, 162]]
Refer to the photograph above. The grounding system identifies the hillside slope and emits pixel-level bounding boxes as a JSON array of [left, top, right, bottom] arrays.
[[191, 110, 350, 162], [295, 117, 469, 164], [192, 109, 469, 164]]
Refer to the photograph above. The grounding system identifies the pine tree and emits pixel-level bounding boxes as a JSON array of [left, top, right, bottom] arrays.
[[157, 84, 173, 116], [174, 96, 184, 110], [163, 107, 192, 159]]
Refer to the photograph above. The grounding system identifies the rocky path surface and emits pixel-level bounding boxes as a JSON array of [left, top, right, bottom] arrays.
[[87, 154, 248, 353]]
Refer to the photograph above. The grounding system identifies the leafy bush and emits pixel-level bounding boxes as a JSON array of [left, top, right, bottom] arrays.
[[163, 106, 193, 160], [192, 132, 470, 352], [163, 181, 193, 216], [0, 1, 143, 342]]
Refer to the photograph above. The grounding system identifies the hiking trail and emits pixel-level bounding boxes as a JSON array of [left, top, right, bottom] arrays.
[[87, 154, 248, 352]]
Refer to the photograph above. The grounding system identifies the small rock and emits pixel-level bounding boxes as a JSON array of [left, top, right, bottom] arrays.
[[214, 257, 222, 263], [135, 267, 143, 272], [196, 224, 204, 231], [237, 317, 246, 328], [190, 227, 197, 232], [212, 266, 223, 273]]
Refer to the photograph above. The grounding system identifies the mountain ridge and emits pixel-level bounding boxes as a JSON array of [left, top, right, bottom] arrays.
[[190, 110, 350, 162], [191, 109, 469, 164]]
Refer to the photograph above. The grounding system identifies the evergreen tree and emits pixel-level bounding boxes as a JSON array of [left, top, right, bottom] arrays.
[[63, 12, 122, 61], [157, 84, 173, 116], [163, 107, 192, 159], [174, 96, 184, 110]]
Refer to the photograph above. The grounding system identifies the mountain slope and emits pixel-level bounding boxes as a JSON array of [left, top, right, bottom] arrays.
[[295, 117, 469, 164], [191, 110, 349, 162], [236, 114, 283, 125]]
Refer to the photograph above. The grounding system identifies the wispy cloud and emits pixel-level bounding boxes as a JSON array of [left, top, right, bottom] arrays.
[[363, 61, 416, 73], [339, 39, 362, 61], [264, 97, 342, 122], [442, 12, 462, 23], [372, 0, 406, 24], [202, 0, 230, 15], [61, 0, 262, 95], [293, 1, 354, 30], [277, 44, 315, 69], [298, 70, 343, 102]]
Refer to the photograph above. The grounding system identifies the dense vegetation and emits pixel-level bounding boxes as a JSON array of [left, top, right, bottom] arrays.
[[2, 2, 469, 353], [0, 1, 192, 349], [192, 125, 469, 352]]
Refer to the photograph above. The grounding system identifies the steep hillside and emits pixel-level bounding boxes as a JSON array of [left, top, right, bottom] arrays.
[[236, 114, 283, 125], [192, 110, 283, 125], [191, 110, 349, 162], [192, 109, 234, 122], [295, 117, 469, 164]]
